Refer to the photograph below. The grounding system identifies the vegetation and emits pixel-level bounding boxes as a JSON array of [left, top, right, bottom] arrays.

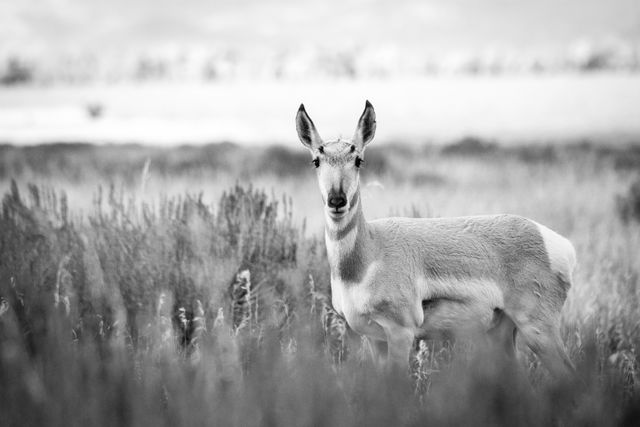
[[617, 176, 640, 224], [1, 140, 640, 426], [2, 41, 639, 86]]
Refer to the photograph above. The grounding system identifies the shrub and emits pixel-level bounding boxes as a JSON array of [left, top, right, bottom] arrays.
[[257, 145, 310, 177], [441, 137, 497, 156], [617, 177, 640, 223], [0, 57, 34, 85]]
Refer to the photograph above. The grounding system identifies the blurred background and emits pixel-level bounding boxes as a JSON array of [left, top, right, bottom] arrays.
[[2, 3, 640, 424], [1, 0, 639, 144]]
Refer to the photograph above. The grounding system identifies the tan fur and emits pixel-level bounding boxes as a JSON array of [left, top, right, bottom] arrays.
[[296, 102, 577, 376]]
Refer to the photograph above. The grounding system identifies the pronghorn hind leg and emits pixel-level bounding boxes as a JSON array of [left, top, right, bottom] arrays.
[[516, 317, 576, 380], [544, 327, 577, 377]]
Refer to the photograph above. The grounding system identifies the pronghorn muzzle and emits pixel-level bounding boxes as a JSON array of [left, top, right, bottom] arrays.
[[327, 192, 347, 211]]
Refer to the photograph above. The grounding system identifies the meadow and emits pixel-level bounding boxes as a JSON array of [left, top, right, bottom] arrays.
[[1, 139, 640, 426]]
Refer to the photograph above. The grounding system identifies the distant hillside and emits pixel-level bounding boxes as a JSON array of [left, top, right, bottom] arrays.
[[2, 40, 639, 86], [2, 140, 639, 184]]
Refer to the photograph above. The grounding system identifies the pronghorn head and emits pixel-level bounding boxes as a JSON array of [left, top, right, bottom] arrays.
[[296, 101, 376, 221]]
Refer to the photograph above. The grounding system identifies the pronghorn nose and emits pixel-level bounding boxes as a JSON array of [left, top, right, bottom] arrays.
[[328, 194, 347, 209]]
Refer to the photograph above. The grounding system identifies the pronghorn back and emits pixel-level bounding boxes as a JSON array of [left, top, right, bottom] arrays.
[[369, 214, 575, 296]]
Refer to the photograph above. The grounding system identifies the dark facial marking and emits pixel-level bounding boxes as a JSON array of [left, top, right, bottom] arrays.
[[319, 146, 324, 154], [312, 157, 320, 168], [349, 190, 359, 207], [326, 191, 360, 241], [355, 156, 363, 168]]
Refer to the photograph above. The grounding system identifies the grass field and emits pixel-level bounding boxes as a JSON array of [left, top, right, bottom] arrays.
[[1, 140, 640, 426]]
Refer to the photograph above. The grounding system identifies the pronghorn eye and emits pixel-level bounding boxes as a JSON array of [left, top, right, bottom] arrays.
[[312, 157, 320, 168], [318, 146, 324, 154], [350, 145, 356, 153], [355, 156, 363, 168]]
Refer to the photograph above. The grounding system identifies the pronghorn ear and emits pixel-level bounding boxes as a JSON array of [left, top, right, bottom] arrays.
[[353, 100, 376, 149], [296, 104, 323, 150]]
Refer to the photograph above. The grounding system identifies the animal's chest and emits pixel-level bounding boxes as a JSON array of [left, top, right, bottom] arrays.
[[331, 279, 383, 338]]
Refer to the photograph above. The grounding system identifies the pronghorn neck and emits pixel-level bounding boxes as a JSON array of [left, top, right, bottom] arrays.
[[324, 187, 369, 283]]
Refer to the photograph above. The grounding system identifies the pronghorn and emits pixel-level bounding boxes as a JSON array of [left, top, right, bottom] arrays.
[[295, 101, 577, 376]]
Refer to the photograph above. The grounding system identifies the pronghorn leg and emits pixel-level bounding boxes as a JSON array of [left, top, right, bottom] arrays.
[[542, 327, 576, 377], [381, 324, 414, 370], [516, 317, 575, 379], [369, 338, 388, 366]]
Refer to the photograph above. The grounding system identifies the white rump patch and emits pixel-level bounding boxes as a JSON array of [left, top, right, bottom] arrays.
[[534, 221, 577, 281]]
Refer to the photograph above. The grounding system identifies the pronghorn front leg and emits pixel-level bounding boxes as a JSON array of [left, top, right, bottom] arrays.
[[379, 321, 415, 370], [367, 338, 388, 367]]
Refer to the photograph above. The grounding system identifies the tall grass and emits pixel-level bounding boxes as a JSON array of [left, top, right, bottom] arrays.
[[2, 142, 640, 426]]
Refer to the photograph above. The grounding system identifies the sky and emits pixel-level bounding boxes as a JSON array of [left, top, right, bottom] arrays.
[[1, 0, 639, 57]]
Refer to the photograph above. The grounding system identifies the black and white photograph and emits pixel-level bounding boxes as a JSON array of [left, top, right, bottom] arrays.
[[1, 0, 640, 425]]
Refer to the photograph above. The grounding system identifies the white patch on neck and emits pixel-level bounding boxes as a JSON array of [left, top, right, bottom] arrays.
[[330, 261, 380, 321], [325, 223, 357, 266]]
